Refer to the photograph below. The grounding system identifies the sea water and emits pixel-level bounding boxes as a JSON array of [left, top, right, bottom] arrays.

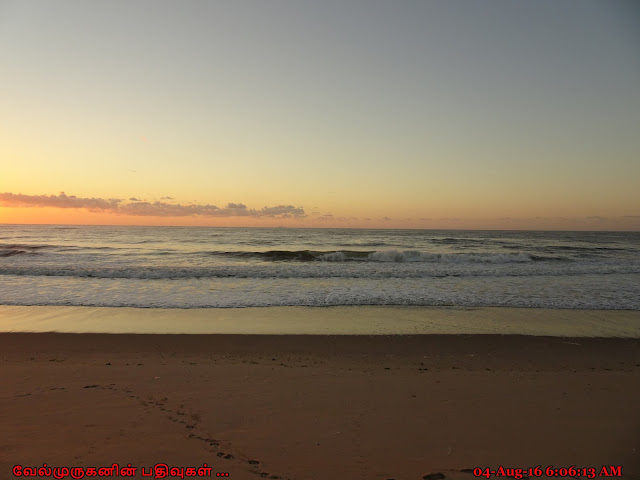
[[1, 225, 638, 310]]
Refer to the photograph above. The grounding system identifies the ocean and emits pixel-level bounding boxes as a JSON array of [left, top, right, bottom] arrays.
[[1, 224, 638, 310]]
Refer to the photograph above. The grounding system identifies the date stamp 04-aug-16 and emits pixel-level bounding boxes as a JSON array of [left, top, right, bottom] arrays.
[[471, 465, 624, 479]]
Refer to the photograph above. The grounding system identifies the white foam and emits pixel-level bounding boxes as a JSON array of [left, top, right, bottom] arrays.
[[0, 273, 638, 310], [318, 252, 346, 262], [365, 250, 533, 263]]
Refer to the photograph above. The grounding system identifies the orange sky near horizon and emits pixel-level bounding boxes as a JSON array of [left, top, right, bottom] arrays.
[[1, 204, 638, 231]]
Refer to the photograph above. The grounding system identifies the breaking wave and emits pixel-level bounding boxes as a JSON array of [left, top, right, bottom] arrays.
[[214, 250, 544, 263]]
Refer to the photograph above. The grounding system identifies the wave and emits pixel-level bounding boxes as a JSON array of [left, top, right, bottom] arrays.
[[2, 298, 637, 310], [367, 251, 538, 263], [0, 243, 50, 251], [430, 237, 485, 245], [209, 249, 546, 263], [0, 243, 135, 253], [1, 262, 637, 280], [0, 244, 50, 257], [0, 249, 29, 257], [539, 245, 634, 253], [338, 241, 389, 247]]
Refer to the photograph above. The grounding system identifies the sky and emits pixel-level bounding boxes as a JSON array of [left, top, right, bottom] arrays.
[[1, 0, 639, 230]]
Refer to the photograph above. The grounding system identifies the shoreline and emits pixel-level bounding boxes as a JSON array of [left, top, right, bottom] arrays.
[[1, 304, 640, 337]]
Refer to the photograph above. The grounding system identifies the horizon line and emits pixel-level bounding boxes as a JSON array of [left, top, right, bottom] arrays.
[[1, 222, 638, 233]]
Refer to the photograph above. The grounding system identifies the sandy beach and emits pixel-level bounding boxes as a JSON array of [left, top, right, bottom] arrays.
[[2, 328, 639, 479]]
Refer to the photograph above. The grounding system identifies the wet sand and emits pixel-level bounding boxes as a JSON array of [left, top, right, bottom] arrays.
[[1, 332, 639, 479], [1, 305, 640, 336]]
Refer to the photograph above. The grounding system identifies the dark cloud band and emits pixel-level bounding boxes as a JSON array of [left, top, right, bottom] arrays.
[[0, 192, 305, 218]]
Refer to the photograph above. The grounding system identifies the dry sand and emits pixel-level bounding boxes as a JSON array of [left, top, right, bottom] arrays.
[[1, 332, 639, 479]]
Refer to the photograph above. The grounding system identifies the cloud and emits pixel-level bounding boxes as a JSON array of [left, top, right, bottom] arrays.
[[0, 192, 305, 218], [0, 192, 121, 210], [118, 201, 222, 217], [586, 216, 607, 220], [160, 196, 174, 200], [315, 213, 357, 222], [257, 205, 305, 217], [226, 203, 247, 210]]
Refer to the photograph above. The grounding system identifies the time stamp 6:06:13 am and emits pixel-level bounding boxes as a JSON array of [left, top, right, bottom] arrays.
[[473, 465, 623, 479]]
